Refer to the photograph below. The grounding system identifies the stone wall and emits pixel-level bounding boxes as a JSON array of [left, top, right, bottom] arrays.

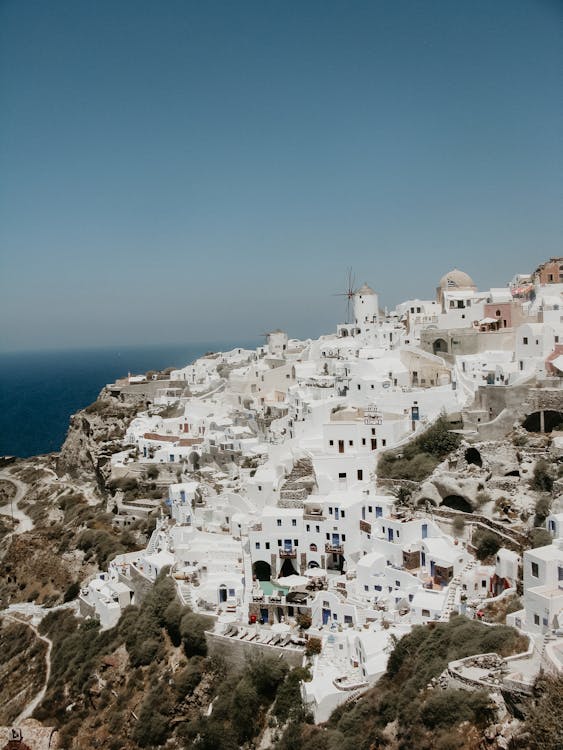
[[205, 631, 305, 669]]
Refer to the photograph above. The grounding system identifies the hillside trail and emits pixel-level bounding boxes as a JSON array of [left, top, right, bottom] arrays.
[[1, 601, 78, 723], [0, 471, 33, 534]]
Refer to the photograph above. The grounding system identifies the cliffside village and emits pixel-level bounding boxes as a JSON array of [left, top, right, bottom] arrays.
[[78, 259, 563, 722]]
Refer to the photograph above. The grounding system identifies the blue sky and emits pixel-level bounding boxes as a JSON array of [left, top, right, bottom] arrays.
[[1, 0, 562, 351]]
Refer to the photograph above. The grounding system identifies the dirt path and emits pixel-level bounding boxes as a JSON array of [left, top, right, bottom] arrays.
[[1, 601, 77, 723], [3, 613, 53, 722], [0, 472, 33, 534]]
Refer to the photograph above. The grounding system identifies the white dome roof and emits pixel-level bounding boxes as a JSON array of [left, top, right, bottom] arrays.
[[439, 269, 475, 290], [356, 283, 376, 295]]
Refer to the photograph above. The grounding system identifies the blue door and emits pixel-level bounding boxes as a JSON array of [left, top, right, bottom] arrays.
[[388, 528, 394, 542], [332, 533, 340, 546], [422, 523, 428, 539], [284, 539, 292, 550], [430, 561, 435, 577], [421, 552, 426, 566], [322, 608, 331, 625], [376, 506, 383, 518], [334, 508, 340, 520]]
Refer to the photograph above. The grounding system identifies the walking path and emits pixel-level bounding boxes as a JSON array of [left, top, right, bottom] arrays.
[[0, 471, 33, 537]]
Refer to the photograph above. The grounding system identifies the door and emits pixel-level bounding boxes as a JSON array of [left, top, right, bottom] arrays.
[[388, 528, 394, 542], [430, 561, 435, 578], [332, 533, 340, 546], [284, 539, 292, 551], [334, 507, 340, 520], [422, 523, 428, 539], [322, 608, 331, 625], [338, 440, 344, 454], [371, 438, 377, 450]]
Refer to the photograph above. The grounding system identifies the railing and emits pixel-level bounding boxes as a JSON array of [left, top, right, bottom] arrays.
[[279, 547, 297, 558], [325, 543, 344, 554], [304, 512, 326, 521]]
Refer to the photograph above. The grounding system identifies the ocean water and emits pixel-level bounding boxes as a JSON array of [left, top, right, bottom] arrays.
[[0, 341, 257, 458]]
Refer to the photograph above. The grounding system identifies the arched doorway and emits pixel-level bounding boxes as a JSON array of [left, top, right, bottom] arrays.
[[253, 560, 271, 581], [464, 447, 482, 467], [308, 560, 320, 568], [522, 410, 563, 433], [441, 495, 472, 513], [280, 558, 298, 577], [433, 338, 448, 355]]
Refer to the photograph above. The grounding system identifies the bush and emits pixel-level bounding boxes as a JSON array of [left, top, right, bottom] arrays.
[[452, 516, 465, 535], [530, 527, 553, 548], [63, 582, 80, 602], [378, 415, 460, 482], [305, 637, 322, 657], [473, 530, 502, 561], [421, 689, 494, 729], [180, 611, 213, 657], [531, 459, 554, 493], [534, 495, 552, 526], [146, 465, 159, 480]]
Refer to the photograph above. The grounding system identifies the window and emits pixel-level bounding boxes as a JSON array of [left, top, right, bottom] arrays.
[[357, 384, 361, 390], [294, 539, 298, 546], [362, 438, 366, 445], [357, 469, 363, 480], [315, 525, 320, 533], [374, 584, 382, 591], [255, 542, 260, 549], [349, 440, 353, 446], [341, 510, 346, 518], [531, 562, 539, 577], [523, 337, 528, 345], [265, 542, 270, 550], [534, 614, 540, 626], [364, 585, 369, 592], [277, 539, 282, 546], [229, 588, 235, 597], [342, 534, 346, 541], [258, 485, 262, 491], [338, 472, 347, 479], [371, 428, 376, 435], [329, 440, 334, 446], [306, 524, 310, 532], [382, 439, 387, 447], [292, 519, 297, 527], [277, 519, 282, 527], [422, 609, 430, 618], [328, 506, 333, 514]]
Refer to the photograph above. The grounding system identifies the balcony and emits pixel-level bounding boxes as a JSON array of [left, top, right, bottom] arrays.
[[359, 520, 372, 534], [325, 542, 344, 555], [279, 547, 297, 559], [303, 511, 326, 521]]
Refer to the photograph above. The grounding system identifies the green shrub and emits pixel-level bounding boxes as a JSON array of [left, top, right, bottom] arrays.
[[531, 459, 554, 493], [421, 689, 494, 729], [63, 582, 80, 602], [305, 637, 322, 656], [534, 495, 552, 526], [530, 527, 552, 548], [180, 611, 213, 657], [473, 530, 502, 561], [378, 415, 460, 482]]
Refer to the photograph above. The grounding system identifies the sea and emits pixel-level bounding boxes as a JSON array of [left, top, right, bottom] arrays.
[[0, 341, 257, 459]]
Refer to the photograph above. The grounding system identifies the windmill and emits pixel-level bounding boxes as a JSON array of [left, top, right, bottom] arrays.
[[333, 267, 358, 323]]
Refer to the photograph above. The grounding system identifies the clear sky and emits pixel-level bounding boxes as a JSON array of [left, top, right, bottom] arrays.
[[1, 0, 562, 351]]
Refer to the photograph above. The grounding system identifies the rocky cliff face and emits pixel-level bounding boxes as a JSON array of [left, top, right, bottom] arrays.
[[56, 388, 140, 487]]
